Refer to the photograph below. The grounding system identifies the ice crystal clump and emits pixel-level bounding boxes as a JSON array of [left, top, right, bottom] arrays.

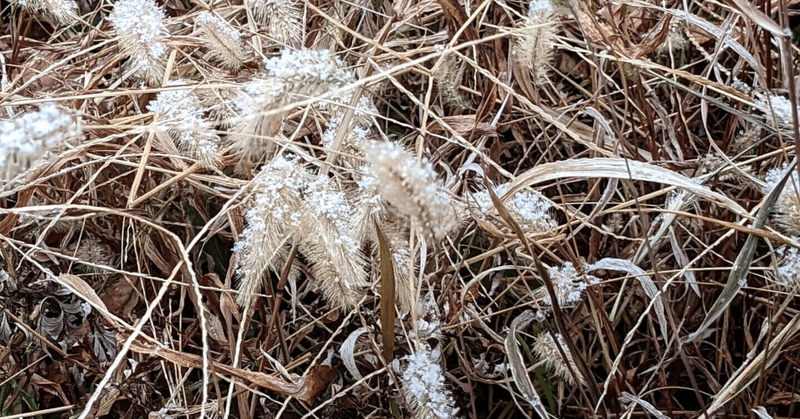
[[471, 182, 556, 236], [755, 94, 798, 131], [401, 348, 459, 419], [774, 242, 800, 291], [533, 261, 597, 308]]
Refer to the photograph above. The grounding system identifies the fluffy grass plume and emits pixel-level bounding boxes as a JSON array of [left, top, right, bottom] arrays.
[[108, 0, 169, 85], [194, 12, 249, 70], [11, 0, 78, 25], [514, 0, 558, 86], [147, 81, 222, 167], [366, 141, 459, 241], [0, 103, 82, 186]]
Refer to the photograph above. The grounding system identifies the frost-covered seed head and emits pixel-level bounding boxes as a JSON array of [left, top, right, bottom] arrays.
[[11, 0, 77, 25], [755, 94, 798, 132], [299, 177, 368, 308], [108, 0, 169, 85], [245, 0, 303, 47], [401, 348, 459, 419], [431, 47, 468, 109], [472, 182, 556, 235], [148, 82, 221, 167], [533, 261, 597, 308], [774, 242, 800, 292], [0, 103, 82, 186], [234, 155, 310, 309], [366, 142, 459, 241], [532, 332, 584, 385], [513, 0, 557, 86], [231, 49, 353, 163], [195, 11, 248, 70], [764, 164, 800, 236]]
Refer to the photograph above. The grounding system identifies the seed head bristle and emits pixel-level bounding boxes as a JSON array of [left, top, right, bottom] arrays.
[[195, 11, 249, 70], [532, 332, 584, 386]]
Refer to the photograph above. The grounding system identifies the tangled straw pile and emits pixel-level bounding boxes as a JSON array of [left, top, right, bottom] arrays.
[[2, 0, 800, 417]]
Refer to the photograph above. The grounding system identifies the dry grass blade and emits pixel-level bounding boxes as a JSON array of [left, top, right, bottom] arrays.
[[698, 315, 800, 419], [375, 220, 395, 362], [506, 158, 750, 218], [505, 310, 551, 418], [686, 160, 794, 343], [586, 258, 668, 344]]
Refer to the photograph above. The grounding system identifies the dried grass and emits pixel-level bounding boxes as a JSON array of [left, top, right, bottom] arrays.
[[2, 0, 800, 418]]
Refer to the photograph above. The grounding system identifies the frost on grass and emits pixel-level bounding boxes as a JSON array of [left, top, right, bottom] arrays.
[[513, 0, 558, 86], [532, 332, 584, 385], [321, 96, 378, 165], [366, 141, 460, 241], [533, 261, 598, 308], [0, 103, 82, 186], [764, 163, 800, 236], [234, 155, 369, 309], [147, 82, 221, 167], [401, 348, 459, 419], [471, 182, 556, 236], [773, 242, 800, 292], [233, 155, 310, 310], [195, 12, 248, 70], [108, 0, 169, 85], [298, 177, 368, 308], [754, 94, 800, 133], [231, 49, 353, 164], [11, 0, 77, 25]]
